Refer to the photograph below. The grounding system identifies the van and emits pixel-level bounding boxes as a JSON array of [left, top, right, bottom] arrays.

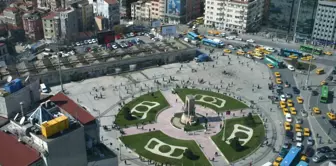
[[40, 83, 49, 93], [261, 162, 272, 166]]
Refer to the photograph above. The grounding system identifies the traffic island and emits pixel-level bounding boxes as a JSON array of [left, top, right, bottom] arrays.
[[115, 91, 169, 127], [211, 115, 265, 162], [174, 88, 248, 112], [120, 131, 211, 166]]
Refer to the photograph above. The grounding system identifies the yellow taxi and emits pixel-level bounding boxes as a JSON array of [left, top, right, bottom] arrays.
[[316, 68, 324, 75], [304, 128, 310, 136], [327, 112, 336, 120], [313, 107, 321, 114], [284, 122, 291, 131], [289, 55, 298, 59], [247, 51, 253, 55], [224, 49, 231, 53], [295, 124, 302, 132], [236, 50, 245, 55], [306, 55, 315, 60], [324, 51, 333, 56], [301, 155, 307, 161], [276, 78, 282, 84], [287, 99, 293, 107], [267, 64, 274, 68], [283, 108, 289, 115], [321, 80, 327, 85], [273, 157, 283, 166], [274, 72, 281, 78], [280, 101, 287, 108], [301, 57, 309, 61], [290, 107, 297, 115], [296, 96, 303, 104], [263, 51, 271, 55]]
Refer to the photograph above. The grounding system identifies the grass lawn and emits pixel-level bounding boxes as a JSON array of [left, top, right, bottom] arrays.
[[175, 88, 248, 112], [115, 91, 169, 127], [211, 116, 265, 162], [284, 59, 317, 71], [120, 131, 211, 166]]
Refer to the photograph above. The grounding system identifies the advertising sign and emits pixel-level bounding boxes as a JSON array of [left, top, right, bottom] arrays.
[[97, 30, 115, 45], [151, 20, 161, 28], [167, 0, 180, 16], [161, 25, 177, 36]]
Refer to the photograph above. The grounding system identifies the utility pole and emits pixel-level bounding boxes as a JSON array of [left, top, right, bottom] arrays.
[[58, 53, 64, 92], [305, 57, 312, 88], [292, 0, 302, 43]]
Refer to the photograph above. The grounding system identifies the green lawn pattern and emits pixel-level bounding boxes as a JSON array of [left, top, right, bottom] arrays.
[[115, 91, 169, 127], [175, 88, 248, 112], [211, 116, 265, 162], [120, 131, 211, 166]]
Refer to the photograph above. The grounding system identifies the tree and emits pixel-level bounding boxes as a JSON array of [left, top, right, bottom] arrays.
[[245, 112, 255, 126], [230, 137, 243, 151], [113, 25, 127, 34], [123, 107, 134, 120], [183, 149, 199, 160]]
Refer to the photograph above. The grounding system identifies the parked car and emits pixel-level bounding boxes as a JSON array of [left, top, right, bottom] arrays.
[[312, 153, 327, 163], [326, 152, 336, 159], [292, 86, 300, 94], [327, 76, 333, 81], [329, 120, 336, 128], [295, 118, 303, 124], [75, 42, 81, 46], [317, 146, 332, 153], [307, 137, 314, 145], [226, 36, 236, 40], [300, 110, 308, 117], [246, 39, 255, 43]]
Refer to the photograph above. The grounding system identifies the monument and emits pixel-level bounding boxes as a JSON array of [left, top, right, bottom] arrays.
[[180, 95, 197, 125]]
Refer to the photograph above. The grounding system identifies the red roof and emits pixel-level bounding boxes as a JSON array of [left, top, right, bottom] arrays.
[[96, 16, 104, 19], [50, 93, 95, 124], [42, 12, 57, 19], [4, 7, 18, 12], [104, 0, 118, 4], [0, 131, 41, 166]]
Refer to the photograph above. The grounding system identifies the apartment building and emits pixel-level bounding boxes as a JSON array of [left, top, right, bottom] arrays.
[[37, 0, 62, 10], [89, 0, 120, 30], [0, 7, 23, 28], [42, 8, 78, 41], [70, 0, 94, 32], [204, 0, 263, 33], [131, 0, 165, 20], [22, 11, 44, 41], [312, 0, 336, 47]]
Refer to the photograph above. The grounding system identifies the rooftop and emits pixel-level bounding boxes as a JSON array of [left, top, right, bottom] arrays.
[[4, 7, 19, 12], [0, 131, 41, 166], [104, 0, 118, 4], [42, 12, 58, 19], [50, 93, 95, 125]]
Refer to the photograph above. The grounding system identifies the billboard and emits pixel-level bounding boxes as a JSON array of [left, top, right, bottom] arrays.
[[97, 30, 115, 45], [151, 20, 161, 28], [167, 0, 180, 16], [161, 25, 177, 36]]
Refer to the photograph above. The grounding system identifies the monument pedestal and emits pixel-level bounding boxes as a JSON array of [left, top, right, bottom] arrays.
[[180, 95, 197, 125]]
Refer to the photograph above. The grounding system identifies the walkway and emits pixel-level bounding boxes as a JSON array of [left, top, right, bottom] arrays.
[[123, 89, 254, 165]]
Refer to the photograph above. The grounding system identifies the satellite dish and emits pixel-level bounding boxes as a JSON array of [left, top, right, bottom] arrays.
[[7, 75, 12, 83]]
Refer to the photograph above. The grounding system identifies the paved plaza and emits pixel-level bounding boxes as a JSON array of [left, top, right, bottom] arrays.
[[50, 49, 287, 166]]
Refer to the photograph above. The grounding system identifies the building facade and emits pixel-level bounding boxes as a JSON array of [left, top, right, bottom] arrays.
[[312, 0, 336, 47], [0, 43, 9, 62], [267, 0, 318, 41], [22, 11, 44, 41], [0, 7, 23, 28], [42, 12, 61, 40], [164, 0, 202, 24], [131, 0, 165, 20], [37, 0, 62, 10], [204, 0, 264, 33], [89, 0, 120, 30]]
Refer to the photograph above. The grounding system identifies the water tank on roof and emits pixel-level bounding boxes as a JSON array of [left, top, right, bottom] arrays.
[[13, 78, 23, 90], [4, 82, 16, 93]]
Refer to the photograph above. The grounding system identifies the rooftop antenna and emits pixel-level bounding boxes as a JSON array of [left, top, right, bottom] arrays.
[[7, 75, 12, 83]]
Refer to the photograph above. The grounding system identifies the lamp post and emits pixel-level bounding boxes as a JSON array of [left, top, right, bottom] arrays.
[[58, 53, 64, 92], [305, 57, 312, 88]]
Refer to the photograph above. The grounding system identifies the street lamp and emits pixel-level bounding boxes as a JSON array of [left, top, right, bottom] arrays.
[[57, 53, 64, 92]]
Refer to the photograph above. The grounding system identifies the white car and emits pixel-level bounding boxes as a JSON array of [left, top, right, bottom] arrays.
[[288, 65, 295, 71], [246, 39, 255, 43], [76, 42, 81, 46], [226, 36, 236, 40], [184, 37, 189, 42], [296, 132, 303, 142], [307, 137, 314, 145], [235, 38, 243, 41], [296, 142, 303, 148], [285, 113, 292, 122], [92, 39, 97, 43], [280, 94, 287, 101], [112, 45, 118, 49], [69, 51, 75, 55], [88, 40, 93, 44]]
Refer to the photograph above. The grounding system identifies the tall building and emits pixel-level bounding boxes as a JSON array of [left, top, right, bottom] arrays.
[[22, 11, 44, 41], [312, 0, 336, 47], [267, 0, 318, 41], [119, 0, 139, 19], [131, 0, 166, 20], [89, 0, 120, 30], [204, 0, 264, 33], [42, 8, 78, 41], [164, 0, 202, 24], [37, 0, 62, 10], [0, 7, 23, 29], [70, 0, 94, 32]]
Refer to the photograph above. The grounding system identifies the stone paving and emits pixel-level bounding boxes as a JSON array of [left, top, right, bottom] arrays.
[[51, 48, 284, 166]]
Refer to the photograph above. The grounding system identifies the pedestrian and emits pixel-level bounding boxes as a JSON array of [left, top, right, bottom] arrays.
[[124, 160, 127, 164], [176, 98, 178, 102]]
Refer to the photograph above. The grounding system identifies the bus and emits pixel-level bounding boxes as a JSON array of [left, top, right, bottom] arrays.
[[320, 85, 329, 103], [202, 38, 224, 48], [280, 147, 301, 166], [264, 55, 284, 68], [300, 45, 323, 55], [187, 32, 200, 40], [280, 49, 303, 57]]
